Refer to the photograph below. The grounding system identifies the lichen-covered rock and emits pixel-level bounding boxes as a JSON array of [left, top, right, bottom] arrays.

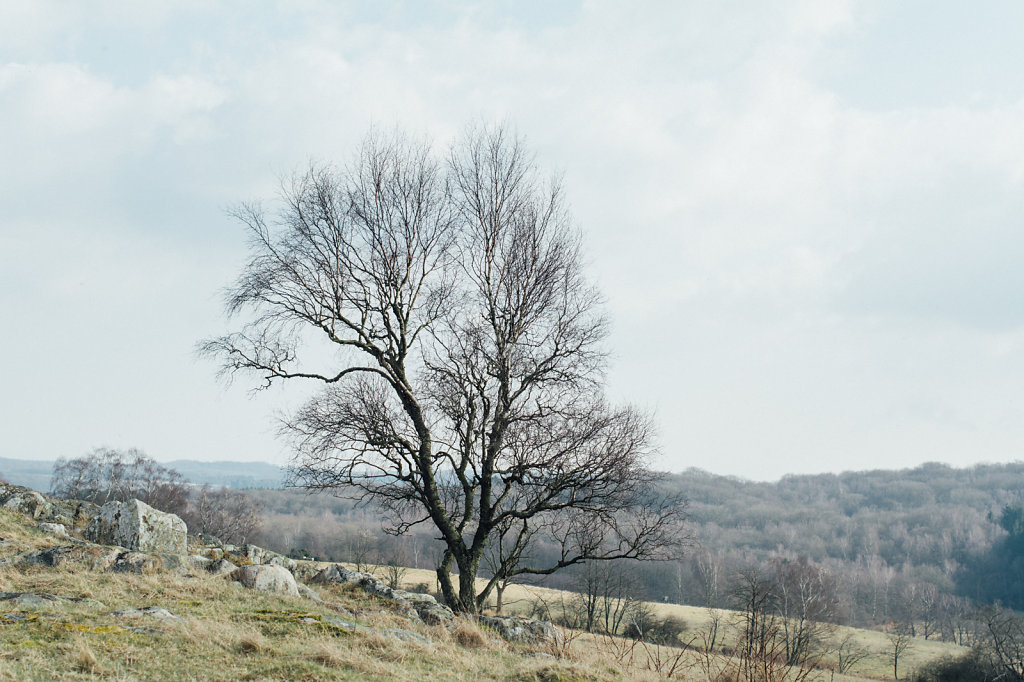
[[37, 522, 69, 538], [108, 606, 180, 621], [194, 547, 225, 561], [21, 544, 122, 571], [415, 601, 456, 626], [311, 564, 454, 624], [264, 553, 296, 570], [231, 564, 299, 597], [239, 544, 265, 564], [154, 552, 191, 575], [0, 484, 53, 520], [188, 555, 213, 572], [47, 499, 100, 527], [111, 551, 163, 574], [0, 592, 106, 609], [479, 615, 560, 643], [84, 499, 187, 554], [291, 561, 322, 583], [208, 558, 237, 576], [296, 583, 322, 602], [0, 484, 99, 527]]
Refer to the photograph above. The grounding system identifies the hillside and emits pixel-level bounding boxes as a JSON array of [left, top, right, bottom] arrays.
[[244, 461, 1023, 633], [0, 482, 970, 680]]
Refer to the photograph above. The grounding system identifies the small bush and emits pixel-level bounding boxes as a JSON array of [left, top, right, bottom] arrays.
[[641, 615, 688, 645], [908, 647, 999, 682]]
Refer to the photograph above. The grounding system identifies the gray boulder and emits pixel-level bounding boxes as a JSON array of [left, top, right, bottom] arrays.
[[231, 564, 299, 597], [479, 615, 560, 643], [0, 592, 106, 609], [84, 499, 187, 554], [108, 606, 180, 621], [0, 484, 53, 520], [291, 561, 322, 583], [111, 551, 163, 574], [311, 564, 454, 624], [208, 558, 238, 576], [37, 522, 69, 538], [296, 583, 323, 602], [0, 484, 99, 526], [21, 544, 122, 571]]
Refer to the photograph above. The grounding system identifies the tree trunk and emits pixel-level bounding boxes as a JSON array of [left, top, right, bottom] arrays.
[[457, 558, 480, 613]]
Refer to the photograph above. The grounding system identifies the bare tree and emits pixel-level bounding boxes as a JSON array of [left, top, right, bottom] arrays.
[[51, 447, 189, 517], [349, 529, 378, 573], [887, 625, 914, 680], [568, 561, 643, 635], [482, 515, 530, 613], [979, 606, 1024, 681], [833, 631, 870, 676], [383, 546, 409, 590], [202, 124, 684, 613], [731, 567, 781, 672], [772, 557, 839, 666], [184, 486, 263, 545]]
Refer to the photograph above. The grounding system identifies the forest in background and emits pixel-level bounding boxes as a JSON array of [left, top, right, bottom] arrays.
[[246, 461, 1024, 636], [8, 454, 1023, 638]]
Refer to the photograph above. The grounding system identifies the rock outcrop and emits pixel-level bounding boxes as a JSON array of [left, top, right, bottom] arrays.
[[2, 481, 562, 648], [0, 484, 53, 520], [231, 564, 300, 597], [84, 499, 187, 554], [37, 522, 69, 538], [311, 564, 455, 625], [0, 484, 98, 526], [480, 615, 560, 643]]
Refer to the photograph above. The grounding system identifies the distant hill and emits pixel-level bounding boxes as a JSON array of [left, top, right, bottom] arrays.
[[0, 457, 53, 492], [163, 459, 286, 488], [0, 457, 285, 490]]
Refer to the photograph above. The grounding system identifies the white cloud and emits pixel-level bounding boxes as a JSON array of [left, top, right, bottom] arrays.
[[3, 1, 1024, 478]]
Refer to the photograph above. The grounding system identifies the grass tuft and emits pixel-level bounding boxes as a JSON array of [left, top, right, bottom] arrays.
[[236, 629, 269, 655], [310, 641, 345, 667], [453, 620, 489, 649], [72, 635, 105, 675]]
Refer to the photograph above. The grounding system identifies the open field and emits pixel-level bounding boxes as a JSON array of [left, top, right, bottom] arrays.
[[0, 504, 968, 680], [354, 564, 970, 681]]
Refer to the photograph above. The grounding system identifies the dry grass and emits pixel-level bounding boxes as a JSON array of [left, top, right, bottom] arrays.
[[71, 636, 104, 675], [452, 619, 489, 649], [0, 509, 971, 681], [311, 639, 346, 667], [236, 627, 270, 655]]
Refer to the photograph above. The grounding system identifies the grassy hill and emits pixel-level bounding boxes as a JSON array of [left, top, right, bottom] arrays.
[[0, 501, 966, 680]]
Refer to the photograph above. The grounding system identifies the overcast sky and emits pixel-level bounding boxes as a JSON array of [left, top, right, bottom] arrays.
[[3, 1, 1024, 480]]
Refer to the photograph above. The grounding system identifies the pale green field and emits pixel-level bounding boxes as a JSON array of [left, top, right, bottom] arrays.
[[383, 565, 968, 681]]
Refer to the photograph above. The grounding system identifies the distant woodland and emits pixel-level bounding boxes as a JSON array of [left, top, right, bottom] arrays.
[[247, 461, 1024, 634]]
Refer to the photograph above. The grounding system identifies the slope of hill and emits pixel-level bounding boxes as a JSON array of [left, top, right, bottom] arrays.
[[0, 482, 969, 680], [244, 461, 1024, 639]]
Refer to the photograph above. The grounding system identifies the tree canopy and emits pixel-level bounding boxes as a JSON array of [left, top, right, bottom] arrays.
[[203, 124, 684, 613]]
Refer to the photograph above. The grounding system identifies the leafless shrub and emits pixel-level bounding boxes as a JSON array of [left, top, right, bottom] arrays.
[[51, 447, 188, 516], [182, 486, 264, 545]]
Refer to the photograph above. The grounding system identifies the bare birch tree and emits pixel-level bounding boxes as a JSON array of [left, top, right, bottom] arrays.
[[202, 124, 684, 613]]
